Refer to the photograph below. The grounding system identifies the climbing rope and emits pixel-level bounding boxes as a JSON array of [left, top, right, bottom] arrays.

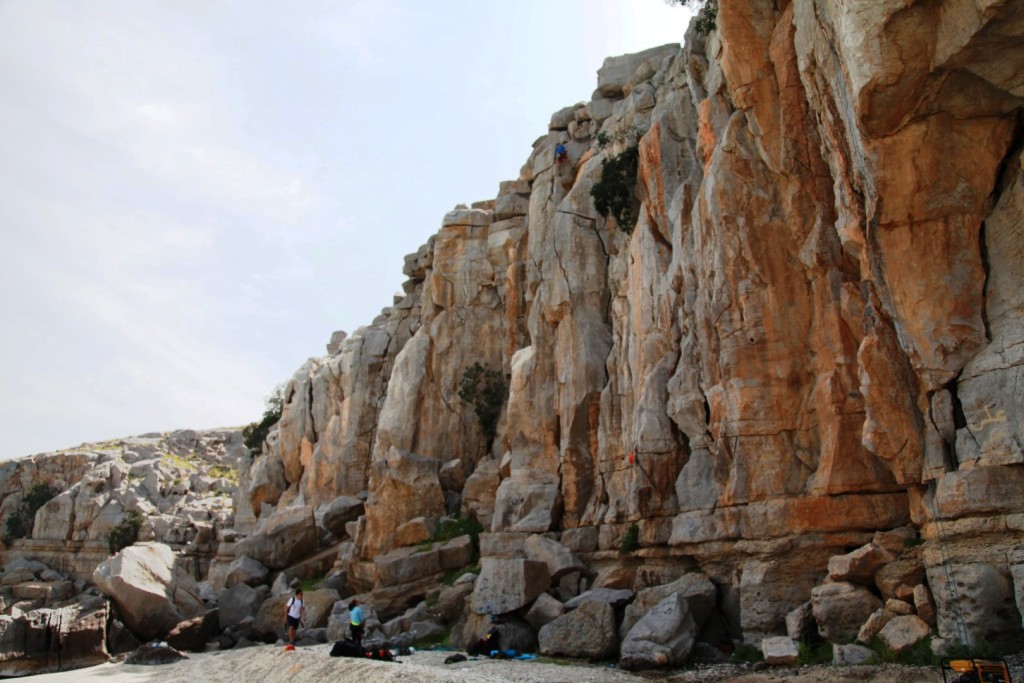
[[927, 479, 972, 653]]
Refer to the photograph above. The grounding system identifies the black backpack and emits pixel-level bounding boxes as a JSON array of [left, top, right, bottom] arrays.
[[330, 639, 364, 658]]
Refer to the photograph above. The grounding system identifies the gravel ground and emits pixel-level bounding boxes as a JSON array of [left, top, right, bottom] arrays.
[[25, 645, 1024, 683]]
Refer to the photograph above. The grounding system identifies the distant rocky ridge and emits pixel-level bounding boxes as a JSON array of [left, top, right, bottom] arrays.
[[0, 430, 241, 674], [2, 0, 1023, 676]]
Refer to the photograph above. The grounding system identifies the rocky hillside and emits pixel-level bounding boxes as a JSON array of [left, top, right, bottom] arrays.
[[0, 429, 241, 578], [1, 0, 1022, 676]]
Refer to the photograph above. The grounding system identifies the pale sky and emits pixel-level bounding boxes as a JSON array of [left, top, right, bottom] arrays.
[[0, 0, 693, 460]]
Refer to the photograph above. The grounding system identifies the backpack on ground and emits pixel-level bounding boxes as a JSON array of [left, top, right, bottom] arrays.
[[330, 639, 364, 658], [364, 646, 395, 662]]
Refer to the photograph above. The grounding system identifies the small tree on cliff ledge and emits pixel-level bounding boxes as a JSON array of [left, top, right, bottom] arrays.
[[667, 0, 717, 34], [590, 144, 640, 233], [459, 363, 507, 447], [242, 384, 285, 455]]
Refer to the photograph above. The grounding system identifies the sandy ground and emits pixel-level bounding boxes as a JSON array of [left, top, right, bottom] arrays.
[[21, 645, 1023, 683]]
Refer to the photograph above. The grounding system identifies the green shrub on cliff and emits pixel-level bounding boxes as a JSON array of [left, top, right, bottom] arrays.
[[459, 363, 507, 444], [108, 509, 144, 554], [3, 483, 57, 545], [242, 384, 285, 454], [667, 0, 718, 34], [590, 145, 640, 233]]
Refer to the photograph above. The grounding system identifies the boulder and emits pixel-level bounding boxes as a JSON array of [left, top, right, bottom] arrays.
[[786, 602, 817, 643], [492, 617, 538, 654], [833, 643, 876, 666], [913, 584, 936, 627], [0, 597, 109, 677], [470, 558, 550, 615], [491, 467, 560, 533], [223, 556, 269, 589], [93, 543, 204, 641], [524, 592, 565, 630], [811, 582, 883, 643], [828, 543, 894, 584], [539, 601, 618, 660], [317, 496, 364, 538], [857, 608, 894, 644], [166, 610, 220, 652], [761, 636, 799, 666], [461, 457, 499, 531], [524, 534, 584, 580], [218, 584, 265, 631], [107, 617, 141, 655], [877, 615, 931, 654], [233, 506, 317, 570], [619, 594, 697, 670], [875, 558, 926, 600], [620, 573, 716, 638], [596, 44, 678, 98], [437, 582, 474, 624], [885, 598, 914, 616], [2, 569, 35, 586]]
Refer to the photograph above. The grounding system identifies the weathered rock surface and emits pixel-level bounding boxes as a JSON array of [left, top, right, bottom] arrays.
[[470, 558, 550, 615], [619, 594, 697, 671], [93, 543, 204, 642], [233, 506, 317, 570], [0, 430, 240, 582], [811, 582, 883, 644], [0, 596, 109, 677], [538, 601, 619, 660]]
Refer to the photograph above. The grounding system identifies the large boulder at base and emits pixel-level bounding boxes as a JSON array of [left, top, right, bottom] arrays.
[[470, 558, 550, 615], [233, 506, 317, 570], [93, 543, 204, 642], [252, 589, 339, 641], [524, 592, 565, 630], [437, 582, 474, 624], [223, 556, 269, 589], [619, 594, 697, 671], [0, 597, 109, 677], [500, 619, 539, 653], [877, 615, 931, 654], [166, 610, 220, 653], [811, 582, 883, 643], [539, 601, 618, 660], [927, 563, 1024, 651], [620, 573, 716, 638], [218, 584, 266, 631]]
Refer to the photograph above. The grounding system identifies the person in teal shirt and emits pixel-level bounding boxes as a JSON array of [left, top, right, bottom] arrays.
[[349, 599, 365, 647]]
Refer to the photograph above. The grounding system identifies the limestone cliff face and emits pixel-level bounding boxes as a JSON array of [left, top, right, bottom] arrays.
[[250, 0, 1023, 644]]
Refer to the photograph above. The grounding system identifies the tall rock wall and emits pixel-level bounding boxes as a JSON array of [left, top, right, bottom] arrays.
[[246, 0, 1023, 646]]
